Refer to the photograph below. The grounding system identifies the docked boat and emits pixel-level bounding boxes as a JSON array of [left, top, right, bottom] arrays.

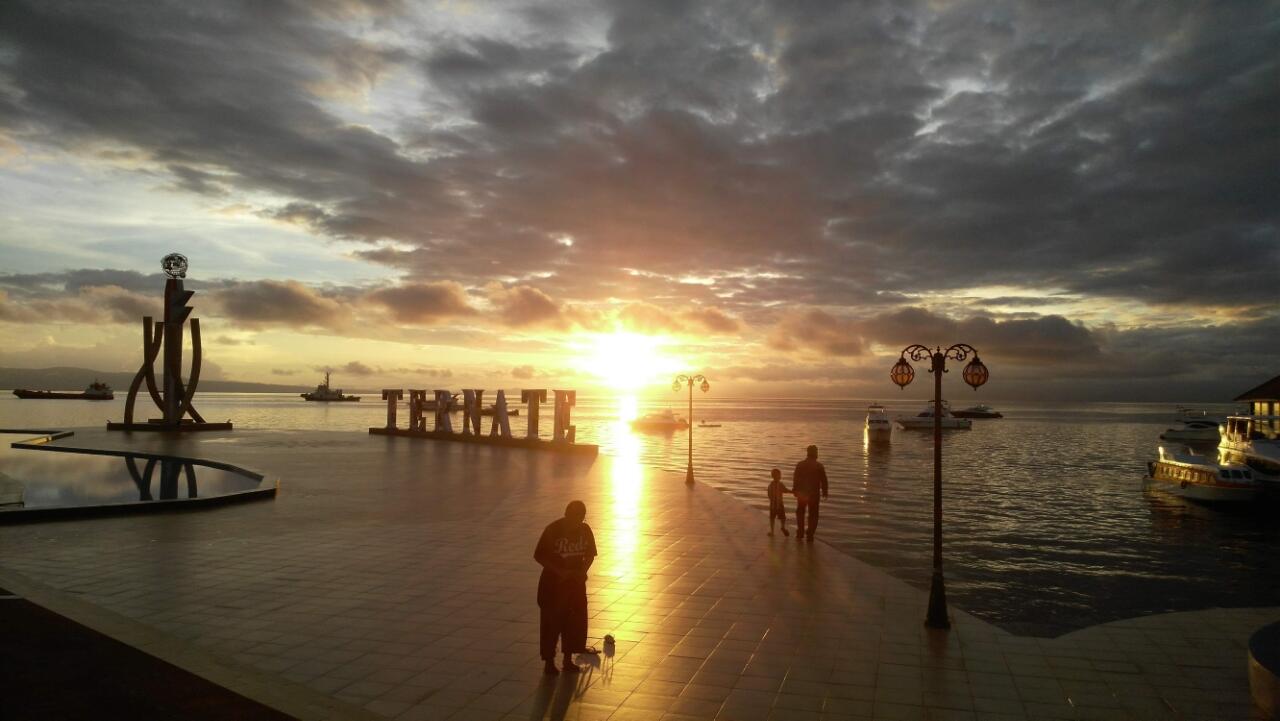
[[952, 403, 1003, 419], [698, 420, 721, 428], [1218, 415, 1280, 484], [630, 409, 688, 432], [1159, 418, 1221, 443], [865, 403, 892, 443], [1145, 444, 1257, 503], [300, 372, 360, 402], [895, 401, 972, 430], [12, 381, 114, 400], [480, 405, 519, 416]]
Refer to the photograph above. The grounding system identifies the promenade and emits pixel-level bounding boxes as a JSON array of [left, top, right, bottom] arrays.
[[0, 429, 1271, 720]]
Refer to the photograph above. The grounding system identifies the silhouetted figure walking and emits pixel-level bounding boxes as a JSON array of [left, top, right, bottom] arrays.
[[767, 468, 790, 537], [534, 500, 597, 675], [793, 445, 828, 542]]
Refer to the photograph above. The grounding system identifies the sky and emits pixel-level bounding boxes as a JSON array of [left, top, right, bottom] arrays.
[[0, 0, 1276, 401]]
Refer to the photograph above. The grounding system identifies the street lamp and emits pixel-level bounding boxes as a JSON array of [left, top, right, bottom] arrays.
[[890, 344, 989, 630], [672, 374, 710, 485]]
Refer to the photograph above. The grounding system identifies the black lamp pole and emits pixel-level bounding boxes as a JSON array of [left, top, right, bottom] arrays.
[[890, 344, 989, 630], [673, 374, 709, 484]]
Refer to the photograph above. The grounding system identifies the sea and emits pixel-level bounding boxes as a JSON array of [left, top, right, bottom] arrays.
[[2, 392, 1277, 637]]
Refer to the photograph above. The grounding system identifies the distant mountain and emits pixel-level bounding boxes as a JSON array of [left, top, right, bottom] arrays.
[[0, 367, 309, 394]]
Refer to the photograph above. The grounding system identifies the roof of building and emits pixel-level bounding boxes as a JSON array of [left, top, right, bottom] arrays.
[[1234, 373, 1280, 401]]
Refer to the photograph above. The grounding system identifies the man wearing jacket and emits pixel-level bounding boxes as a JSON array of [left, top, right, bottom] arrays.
[[792, 445, 829, 542]]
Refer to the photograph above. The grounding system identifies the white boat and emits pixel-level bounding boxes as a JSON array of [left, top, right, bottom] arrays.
[[630, 409, 688, 432], [865, 403, 892, 443], [895, 401, 972, 430], [1159, 418, 1221, 443], [952, 403, 1003, 419], [1218, 415, 1280, 485], [1145, 445, 1257, 503]]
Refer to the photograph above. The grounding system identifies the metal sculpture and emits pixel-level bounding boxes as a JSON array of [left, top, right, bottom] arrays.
[[109, 254, 232, 432]]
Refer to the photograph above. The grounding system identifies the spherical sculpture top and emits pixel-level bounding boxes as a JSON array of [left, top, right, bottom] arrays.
[[162, 253, 188, 279]]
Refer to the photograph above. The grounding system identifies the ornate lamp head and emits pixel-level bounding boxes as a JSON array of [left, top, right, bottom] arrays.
[[700, 378, 710, 393], [672, 380, 682, 392], [890, 355, 915, 389], [962, 355, 989, 390], [162, 253, 189, 279]]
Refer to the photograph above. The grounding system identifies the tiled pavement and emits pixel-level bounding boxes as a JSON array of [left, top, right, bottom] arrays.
[[0, 429, 1273, 720]]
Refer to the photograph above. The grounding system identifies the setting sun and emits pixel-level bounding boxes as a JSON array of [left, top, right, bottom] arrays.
[[578, 331, 681, 391]]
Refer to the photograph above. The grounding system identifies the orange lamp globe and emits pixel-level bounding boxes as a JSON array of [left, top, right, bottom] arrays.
[[962, 355, 989, 390], [890, 356, 915, 389], [700, 379, 710, 393]]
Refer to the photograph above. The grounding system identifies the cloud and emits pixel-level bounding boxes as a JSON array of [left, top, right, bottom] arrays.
[[365, 281, 476, 324], [213, 280, 350, 329], [512, 364, 535, 379], [487, 284, 565, 328], [682, 306, 742, 334], [768, 309, 867, 357], [270, 368, 298, 375]]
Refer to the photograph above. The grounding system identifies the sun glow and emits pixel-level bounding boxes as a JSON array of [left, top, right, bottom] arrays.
[[578, 331, 681, 390]]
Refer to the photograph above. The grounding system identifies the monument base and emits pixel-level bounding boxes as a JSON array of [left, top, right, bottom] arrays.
[[369, 427, 597, 455], [107, 421, 233, 432]]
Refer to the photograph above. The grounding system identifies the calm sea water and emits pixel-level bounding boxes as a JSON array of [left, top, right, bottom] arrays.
[[2, 392, 1276, 636]]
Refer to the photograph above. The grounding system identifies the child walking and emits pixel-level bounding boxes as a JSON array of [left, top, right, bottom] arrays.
[[767, 468, 790, 537]]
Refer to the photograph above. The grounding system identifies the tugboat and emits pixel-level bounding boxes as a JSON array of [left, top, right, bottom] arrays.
[[301, 372, 360, 402], [13, 380, 114, 400]]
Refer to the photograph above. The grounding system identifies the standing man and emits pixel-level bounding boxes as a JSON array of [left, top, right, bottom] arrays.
[[534, 500, 597, 675], [792, 444, 829, 542]]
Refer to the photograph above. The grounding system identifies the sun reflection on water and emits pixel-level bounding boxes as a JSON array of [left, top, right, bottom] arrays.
[[601, 395, 645, 583]]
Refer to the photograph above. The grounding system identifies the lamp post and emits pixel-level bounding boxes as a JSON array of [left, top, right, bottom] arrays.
[[673, 374, 710, 485], [890, 344, 989, 630]]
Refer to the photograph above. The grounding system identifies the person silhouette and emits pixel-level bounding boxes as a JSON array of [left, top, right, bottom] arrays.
[[534, 500, 597, 674], [792, 445, 828, 542]]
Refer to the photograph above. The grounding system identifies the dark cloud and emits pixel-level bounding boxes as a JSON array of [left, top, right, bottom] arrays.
[[365, 282, 476, 324], [512, 364, 536, 379], [213, 280, 350, 328], [270, 368, 298, 375], [487, 284, 566, 328], [768, 309, 867, 357]]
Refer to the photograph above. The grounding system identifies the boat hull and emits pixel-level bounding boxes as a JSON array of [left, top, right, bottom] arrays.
[[1144, 475, 1257, 503], [952, 410, 1002, 419], [13, 390, 113, 400], [302, 396, 360, 402], [866, 427, 891, 443], [896, 419, 972, 430]]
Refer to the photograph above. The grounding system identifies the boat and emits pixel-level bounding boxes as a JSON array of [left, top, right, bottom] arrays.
[[12, 381, 114, 400], [630, 409, 688, 432], [1145, 444, 1257, 503], [952, 403, 1003, 419], [1218, 415, 1280, 485], [480, 406, 519, 416], [895, 401, 972, 430], [865, 403, 892, 443], [1159, 418, 1221, 443], [300, 372, 360, 402], [697, 420, 721, 428]]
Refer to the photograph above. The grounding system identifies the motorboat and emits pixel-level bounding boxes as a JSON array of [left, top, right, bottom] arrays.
[[952, 403, 1003, 419], [697, 420, 721, 428], [1218, 415, 1280, 485], [1159, 419, 1221, 443], [301, 372, 360, 402], [13, 381, 114, 400], [480, 405, 519, 416], [1145, 444, 1257, 503], [895, 401, 972, 430], [630, 409, 688, 432], [865, 403, 892, 443]]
